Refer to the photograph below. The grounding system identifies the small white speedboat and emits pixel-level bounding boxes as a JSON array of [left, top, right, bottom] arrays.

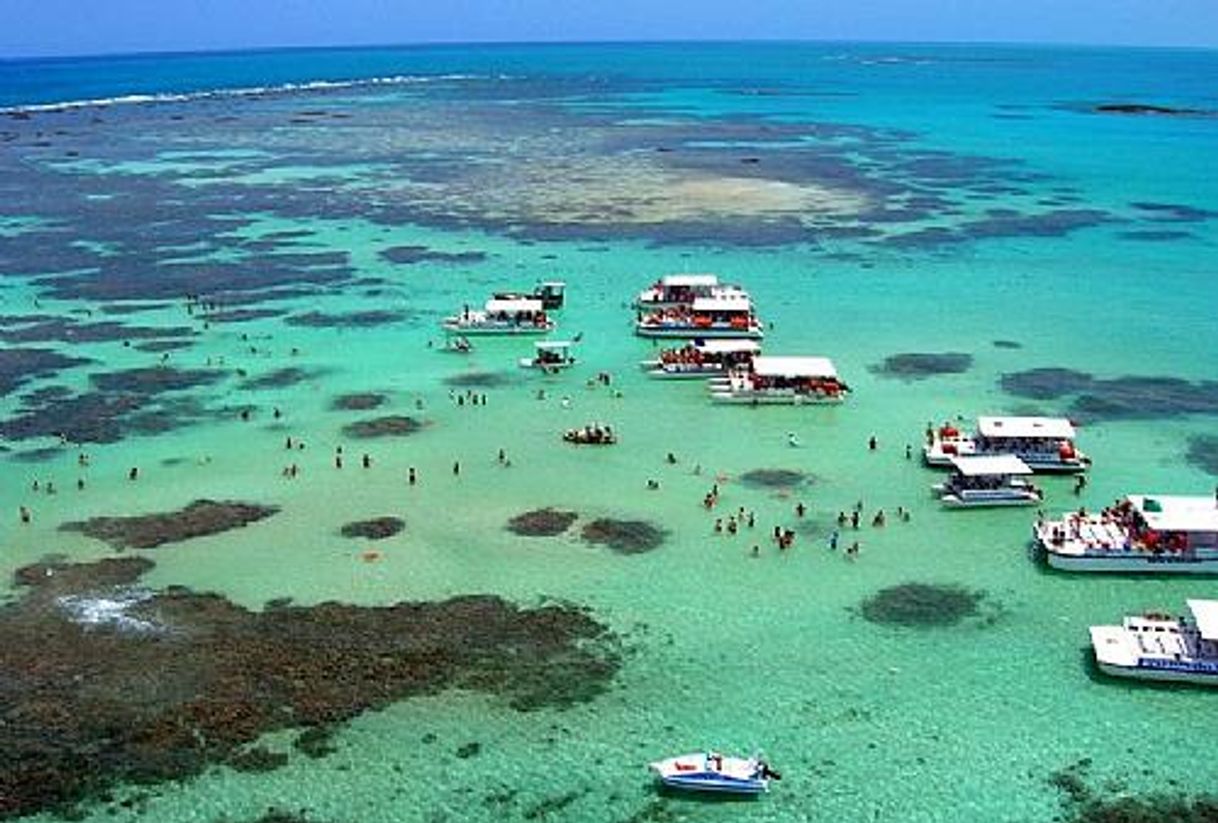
[[649, 751, 778, 795]]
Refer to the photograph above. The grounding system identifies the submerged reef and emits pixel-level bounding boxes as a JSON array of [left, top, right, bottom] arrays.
[[0, 556, 620, 820], [1092, 102, 1210, 117], [341, 415, 424, 439], [580, 519, 666, 554], [284, 310, 410, 328], [507, 508, 579, 537], [239, 367, 327, 391], [60, 499, 280, 549], [443, 370, 516, 389], [859, 583, 984, 628], [871, 352, 973, 380], [740, 468, 809, 489], [1185, 435, 1218, 476], [340, 516, 405, 540], [380, 245, 488, 265], [331, 392, 387, 411], [1001, 368, 1218, 421], [1048, 758, 1218, 823], [0, 347, 92, 394]]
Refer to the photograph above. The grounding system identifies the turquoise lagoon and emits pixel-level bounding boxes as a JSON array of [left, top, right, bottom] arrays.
[[1, 43, 1217, 822]]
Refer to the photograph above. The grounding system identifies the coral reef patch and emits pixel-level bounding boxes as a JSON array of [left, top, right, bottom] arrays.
[[507, 508, 579, 537], [859, 583, 985, 628], [580, 519, 666, 554], [60, 499, 280, 549]]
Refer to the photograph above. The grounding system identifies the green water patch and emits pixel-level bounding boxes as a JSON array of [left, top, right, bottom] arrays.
[[60, 499, 280, 549], [283, 309, 410, 328], [1048, 758, 1218, 823], [331, 392, 386, 411], [1001, 368, 1218, 421], [580, 518, 667, 554], [1185, 435, 1218, 476], [739, 468, 810, 489], [0, 555, 620, 820], [870, 352, 973, 380], [380, 245, 488, 265], [341, 415, 425, 439], [859, 583, 987, 628], [339, 516, 405, 540], [507, 508, 579, 537]]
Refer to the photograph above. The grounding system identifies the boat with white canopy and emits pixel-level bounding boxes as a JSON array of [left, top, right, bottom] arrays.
[[1035, 494, 1218, 573], [442, 297, 555, 335], [934, 455, 1043, 508], [634, 273, 748, 309], [518, 340, 576, 371], [924, 416, 1089, 473], [635, 295, 763, 339], [1090, 599, 1218, 684], [495, 280, 566, 310], [710, 356, 848, 405], [640, 338, 760, 379]]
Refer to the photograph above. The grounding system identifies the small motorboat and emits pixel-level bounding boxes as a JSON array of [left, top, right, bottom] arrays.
[[519, 340, 576, 371], [649, 751, 779, 795], [563, 423, 617, 445]]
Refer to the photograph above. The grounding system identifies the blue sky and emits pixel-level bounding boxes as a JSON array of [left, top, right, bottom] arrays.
[[3, 0, 1216, 58]]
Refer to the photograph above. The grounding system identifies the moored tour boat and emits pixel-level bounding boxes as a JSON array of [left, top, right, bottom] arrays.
[[710, 356, 848, 405], [518, 340, 576, 371], [924, 416, 1089, 473], [1034, 494, 1218, 573], [1090, 599, 1218, 685], [934, 455, 1043, 508], [641, 338, 760, 379], [442, 298, 555, 336], [635, 295, 764, 339], [649, 751, 779, 795], [634, 273, 748, 309]]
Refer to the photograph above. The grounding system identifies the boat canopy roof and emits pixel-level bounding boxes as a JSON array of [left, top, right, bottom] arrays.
[[660, 273, 719, 287], [693, 338, 761, 354], [538, 280, 566, 288], [692, 295, 752, 312], [751, 355, 837, 378], [977, 416, 1075, 439], [950, 454, 1032, 476], [1187, 599, 1218, 641], [485, 298, 543, 313], [534, 340, 573, 351], [1128, 495, 1218, 533]]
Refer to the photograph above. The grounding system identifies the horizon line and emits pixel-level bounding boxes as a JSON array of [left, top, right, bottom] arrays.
[[3, 35, 1217, 63]]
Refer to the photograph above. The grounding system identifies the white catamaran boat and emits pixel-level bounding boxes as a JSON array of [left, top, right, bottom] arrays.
[[441, 298, 555, 336], [518, 340, 576, 371], [923, 416, 1089, 473], [640, 338, 760, 379], [1090, 599, 1218, 685], [709, 356, 848, 405], [649, 751, 779, 795], [1034, 494, 1218, 573], [635, 295, 764, 340], [934, 455, 1043, 508], [634, 273, 748, 309]]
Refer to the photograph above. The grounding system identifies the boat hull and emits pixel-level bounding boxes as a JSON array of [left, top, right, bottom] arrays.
[[636, 326, 764, 340], [1044, 549, 1218, 574], [711, 392, 844, 405], [656, 776, 767, 795], [923, 448, 1088, 474], [940, 494, 1041, 508], [1096, 660, 1218, 685], [443, 323, 554, 336]]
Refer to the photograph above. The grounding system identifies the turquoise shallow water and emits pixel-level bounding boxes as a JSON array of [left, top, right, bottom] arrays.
[[2, 42, 1218, 822]]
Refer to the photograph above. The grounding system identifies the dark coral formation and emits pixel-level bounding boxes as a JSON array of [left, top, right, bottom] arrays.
[[239, 367, 326, 390], [0, 347, 92, 394], [507, 508, 579, 537], [580, 519, 666, 554], [0, 556, 619, 819], [992, 339, 1022, 349], [331, 392, 387, 411], [1001, 368, 1218, 421], [1048, 758, 1218, 823], [60, 499, 280, 549], [443, 371, 515, 388], [740, 468, 809, 489], [380, 245, 488, 265], [859, 583, 983, 628], [341, 415, 424, 439], [871, 352, 973, 380], [340, 517, 405, 540], [284, 310, 409, 328], [1186, 435, 1218, 477], [1093, 102, 1208, 116], [90, 366, 225, 394]]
